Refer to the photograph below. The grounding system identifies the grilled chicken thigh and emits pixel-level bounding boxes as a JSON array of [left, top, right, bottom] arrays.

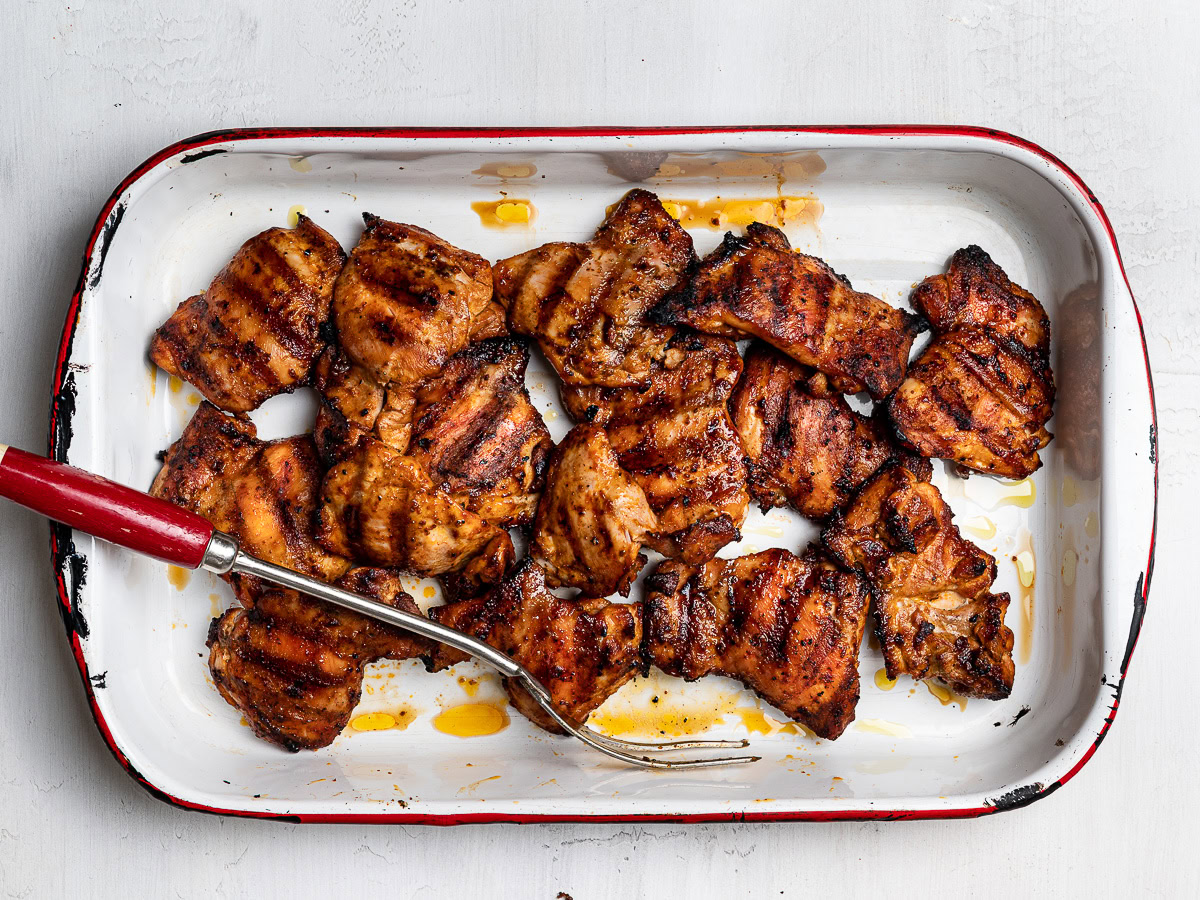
[[316, 437, 514, 588], [494, 189, 695, 387], [334, 215, 494, 388], [910, 244, 1051, 361], [651, 224, 922, 400], [887, 246, 1054, 478], [428, 560, 643, 733], [153, 404, 432, 751], [150, 216, 345, 412], [151, 402, 347, 586], [730, 341, 904, 520], [406, 338, 552, 528], [561, 330, 749, 563], [313, 337, 550, 526], [209, 568, 430, 751], [823, 462, 1015, 699], [530, 425, 658, 597], [643, 549, 871, 739]]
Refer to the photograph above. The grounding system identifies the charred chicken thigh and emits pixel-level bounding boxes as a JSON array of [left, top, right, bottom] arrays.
[[730, 341, 906, 520], [316, 437, 514, 589], [334, 214, 494, 388], [560, 329, 749, 563], [643, 549, 871, 740], [428, 560, 644, 733], [823, 462, 1015, 699], [651, 224, 922, 400], [151, 402, 347, 587], [530, 424, 658, 598], [887, 246, 1055, 478], [150, 216, 346, 412], [494, 189, 694, 387], [209, 568, 430, 751]]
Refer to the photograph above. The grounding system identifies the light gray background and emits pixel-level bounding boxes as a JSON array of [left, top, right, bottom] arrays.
[[1, 2, 1194, 896]]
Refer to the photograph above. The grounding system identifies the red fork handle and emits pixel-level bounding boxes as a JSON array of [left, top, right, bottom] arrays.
[[0, 444, 216, 568]]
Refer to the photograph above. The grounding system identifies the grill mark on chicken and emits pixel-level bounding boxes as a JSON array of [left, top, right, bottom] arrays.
[[730, 341, 909, 520], [560, 329, 749, 564], [316, 436, 514, 589], [224, 246, 318, 362], [209, 568, 430, 752], [642, 548, 871, 739], [150, 216, 345, 412], [530, 424, 658, 597], [823, 462, 1015, 699], [334, 214, 494, 388], [427, 560, 643, 733], [406, 337, 552, 527], [494, 190, 695, 387], [887, 246, 1055, 477], [650, 223, 923, 400]]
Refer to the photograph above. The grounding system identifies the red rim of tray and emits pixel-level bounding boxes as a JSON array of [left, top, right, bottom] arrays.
[[47, 125, 1158, 824]]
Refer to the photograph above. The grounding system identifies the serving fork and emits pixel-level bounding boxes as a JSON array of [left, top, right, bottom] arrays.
[[0, 443, 757, 770]]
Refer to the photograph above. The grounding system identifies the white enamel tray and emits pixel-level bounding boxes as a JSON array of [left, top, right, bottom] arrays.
[[48, 127, 1157, 823]]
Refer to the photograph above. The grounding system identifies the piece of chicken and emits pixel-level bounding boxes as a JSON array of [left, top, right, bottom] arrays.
[[313, 336, 551, 526], [150, 402, 347, 587], [887, 330, 1054, 478], [333, 214, 494, 388], [494, 189, 695, 387], [530, 425, 658, 597], [823, 462, 1015, 699], [560, 330, 750, 563], [149, 216, 346, 412], [650, 223, 923, 400], [427, 560, 643, 733], [643, 548, 871, 740], [730, 341, 907, 520], [910, 244, 1051, 362], [887, 246, 1055, 478], [316, 437, 514, 589], [209, 567, 431, 752], [468, 299, 511, 343], [153, 404, 433, 751], [406, 337, 552, 528]]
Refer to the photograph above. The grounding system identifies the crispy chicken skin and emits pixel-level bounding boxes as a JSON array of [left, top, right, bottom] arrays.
[[406, 338, 552, 528], [209, 568, 430, 752], [428, 560, 643, 733], [643, 549, 871, 740], [651, 224, 922, 400], [530, 425, 658, 597], [316, 437, 514, 588], [333, 214, 494, 388], [888, 246, 1054, 478], [561, 330, 749, 564], [730, 341, 904, 520], [823, 463, 1015, 699], [149, 216, 345, 412], [150, 402, 347, 586], [494, 189, 695, 387]]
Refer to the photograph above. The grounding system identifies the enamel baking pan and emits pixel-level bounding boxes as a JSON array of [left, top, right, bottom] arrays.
[[48, 127, 1156, 823]]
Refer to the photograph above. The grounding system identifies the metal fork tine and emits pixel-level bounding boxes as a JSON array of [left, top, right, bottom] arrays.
[[515, 673, 760, 769], [578, 727, 750, 753]]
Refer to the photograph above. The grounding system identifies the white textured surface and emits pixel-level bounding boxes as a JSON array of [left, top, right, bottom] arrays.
[[0, 1, 1193, 896]]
